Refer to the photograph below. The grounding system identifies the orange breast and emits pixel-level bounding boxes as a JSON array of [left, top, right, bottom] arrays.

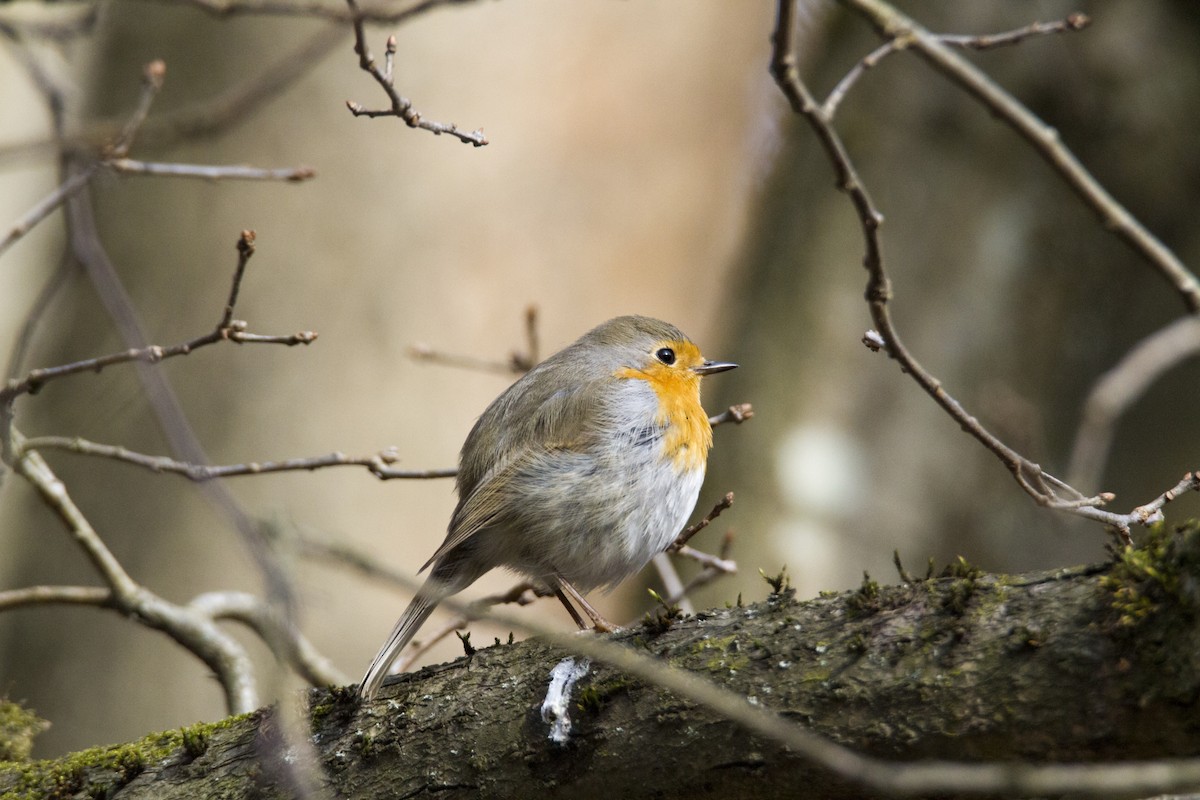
[[615, 343, 713, 473]]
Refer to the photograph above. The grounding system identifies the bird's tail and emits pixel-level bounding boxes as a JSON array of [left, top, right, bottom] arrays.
[[359, 590, 440, 700]]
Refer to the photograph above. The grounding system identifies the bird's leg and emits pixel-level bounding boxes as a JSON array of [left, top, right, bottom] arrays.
[[556, 577, 617, 633], [553, 586, 589, 630]]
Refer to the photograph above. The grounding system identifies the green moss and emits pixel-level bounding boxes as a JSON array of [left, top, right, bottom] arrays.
[[0, 713, 254, 800], [759, 567, 791, 596], [691, 635, 750, 673], [943, 555, 982, 580], [846, 571, 882, 617], [641, 588, 684, 634], [0, 700, 48, 763], [576, 676, 634, 714], [1102, 521, 1200, 628], [309, 684, 360, 731]]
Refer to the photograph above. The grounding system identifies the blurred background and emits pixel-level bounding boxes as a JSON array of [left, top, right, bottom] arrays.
[[1, 0, 1197, 756]]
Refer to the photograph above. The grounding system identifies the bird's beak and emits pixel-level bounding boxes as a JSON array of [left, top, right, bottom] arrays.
[[693, 360, 738, 375]]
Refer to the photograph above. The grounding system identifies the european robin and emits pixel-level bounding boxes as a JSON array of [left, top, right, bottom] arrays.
[[359, 315, 736, 699]]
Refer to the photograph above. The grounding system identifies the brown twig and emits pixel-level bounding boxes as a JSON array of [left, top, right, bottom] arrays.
[[150, 0, 477, 24], [0, 231, 316, 403], [345, 0, 488, 146], [671, 492, 734, 551], [107, 159, 317, 182], [1068, 317, 1200, 491], [838, 0, 1200, 313], [109, 60, 166, 157], [21, 436, 456, 482], [939, 13, 1090, 50], [392, 581, 543, 673], [769, 0, 1167, 540], [662, 531, 737, 607], [8, 434, 259, 713], [0, 26, 344, 170], [189, 591, 347, 686], [407, 343, 526, 375], [709, 403, 754, 428], [0, 585, 114, 611], [827, 12, 1090, 119], [409, 307, 543, 375], [0, 166, 97, 258]]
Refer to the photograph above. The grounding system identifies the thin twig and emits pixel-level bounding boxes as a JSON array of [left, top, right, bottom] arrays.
[[409, 308, 543, 375], [107, 159, 317, 182], [0, 26, 344, 169], [21, 436, 456, 482], [671, 492, 734, 551], [407, 343, 526, 375], [345, 0, 487, 146], [662, 531, 737, 607], [8, 432, 259, 713], [1068, 317, 1200, 490], [770, 0, 1163, 538], [190, 591, 347, 686], [392, 581, 542, 673], [939, 13, 1090, 50], [0, 166, 98, 258], [0, 585, 113, 611], [110, 60, 166, 157], [823, 41, 896, 119], [147, 0, 478, 24], [839, 0, 1200, 312], [515, 305, 540, 371], [709, 403, 754, 428], [0, 231, 316, 402]]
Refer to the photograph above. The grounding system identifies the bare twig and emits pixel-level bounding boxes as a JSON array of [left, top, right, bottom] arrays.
[[8, 434, 259, 713], [662, 531, 737, 607], [823, 15, 1090, 119], [189, 591, 347, 686], [769, 0, 1171, 540], [838, 0, 1200, 312], [653, 493, 737, 615], [107, 159, 316, 182], [1068, 317, 1200, 490], [514, 305, 540, 371], [939, 13, 1090, 50], [21, 436, 456, 482], [110, 60, 166, 157], [822, 41, 896, 119], [0, 166, 97, 258], [709, 403, 754, 428], [0, 585, 113, 611], [145, 0, 477, 24], [345, 0, 487, 146], [671, 492, 734, 551], [0, 26, 344, 169], [391, 581, 543, 673], [673, 544, 738, 576], [409, 307, 544, 375], [284, 531, 424, 592], [407, 343, 526, 375], [0, 231, 316, 403]]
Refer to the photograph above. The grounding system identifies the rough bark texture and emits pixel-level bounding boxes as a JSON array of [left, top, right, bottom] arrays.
[[4, 523, 1199, 799]]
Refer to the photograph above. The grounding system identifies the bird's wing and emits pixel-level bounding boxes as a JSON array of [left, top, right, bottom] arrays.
[[421, 380, 603, 573]]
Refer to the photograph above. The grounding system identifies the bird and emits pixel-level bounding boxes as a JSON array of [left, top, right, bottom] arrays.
[[359, 315, 736, 699]]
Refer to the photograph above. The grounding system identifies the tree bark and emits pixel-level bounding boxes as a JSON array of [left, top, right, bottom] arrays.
[[5, 523, 1199, 799]]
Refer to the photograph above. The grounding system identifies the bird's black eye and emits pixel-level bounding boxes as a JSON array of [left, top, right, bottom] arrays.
[[655, 347, 676, 365]]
